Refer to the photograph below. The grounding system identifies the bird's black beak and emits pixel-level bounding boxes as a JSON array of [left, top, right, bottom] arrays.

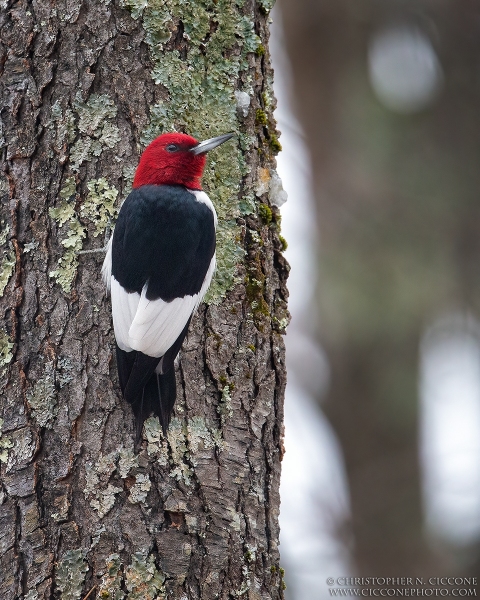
[[190, 133, 234, 155]]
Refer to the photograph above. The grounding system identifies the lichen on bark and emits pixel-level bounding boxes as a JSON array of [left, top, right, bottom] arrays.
[[0, 231, 15, 297], [98, 553, 125, 600], [55, 549, 89, 600], [49, 175, 119, 291], [0, 323, 12, 355], [0, 418, 13, 463], [25, 361, 57, 428]]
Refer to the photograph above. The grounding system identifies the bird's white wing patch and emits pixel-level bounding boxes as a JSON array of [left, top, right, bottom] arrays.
[[111, 255, 216, 358], [101, 237, 113, 291], [128, 290, 199, 357], [127, 255, 216, 358], [111, 276, 140, 352]]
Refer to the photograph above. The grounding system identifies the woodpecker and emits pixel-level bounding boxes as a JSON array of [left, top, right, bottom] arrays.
[[102, 132, 233, 439]]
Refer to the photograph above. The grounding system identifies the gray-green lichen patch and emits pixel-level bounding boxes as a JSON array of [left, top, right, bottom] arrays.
[[239, 192, 256, 216], [0, 222, 14, 297], [0, 221, 10, 247], [125, 551, 166, 600], [48, 211, 85, 292], [84, 451, 122, 518], [49, 91, 122, 293], [55, 549, 89, 600], [98, 552, 166, 600], [228, 507, 242, 533], [118, 446, 139, 478], [0, 251, 15, 296], [98, 554, 125, 600], [49, 176, 119, 292], [143, 416, 222, 483], [59, 176, 77, 202], [92, 482, 122, 518], [0, 418, 13, 463], [23, 241, 39, 254], [272, 315, 288, 334], [217, 384, 233, 425], [167, 418, 193, 485], [143, 417, 169, 464], [70, 93, 121, 171], [84, 447, 149, 516], [24, 590, 39, 600], [121, 0, 262, 303], [186, 415, 224, 457], [49, 178, 86, 292], [128, 473, 151, 504], [121, 0, 148, 19], [26, 362, 57, 428], [51, 102, 76, 163], [80, 178, 118, 237], [57, 356, 75, 388], [0, 328, 14, 370], [91, 524, 106, 547]]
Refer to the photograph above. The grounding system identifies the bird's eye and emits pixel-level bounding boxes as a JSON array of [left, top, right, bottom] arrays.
[[166, 144, 179, 153]]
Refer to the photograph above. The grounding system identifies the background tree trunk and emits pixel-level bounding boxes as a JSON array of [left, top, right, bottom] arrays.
[[0, 1, 288, 598], [279, 0, 480, 581]]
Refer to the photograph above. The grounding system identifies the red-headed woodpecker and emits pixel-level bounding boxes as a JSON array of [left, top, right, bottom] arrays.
[[102, 132, 233, 439]]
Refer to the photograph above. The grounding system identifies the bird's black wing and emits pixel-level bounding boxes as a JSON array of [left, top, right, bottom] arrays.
[[112, 184, 216, 300]]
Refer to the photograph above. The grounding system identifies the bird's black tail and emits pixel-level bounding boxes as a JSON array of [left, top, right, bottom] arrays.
[[115, 326, 188, 443], [115, 318, 191, 442], [143, 368, 177, 434], [116, 346, 161, 442]]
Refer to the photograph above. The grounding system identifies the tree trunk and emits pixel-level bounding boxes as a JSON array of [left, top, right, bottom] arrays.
[[0, 1, 288, 598]]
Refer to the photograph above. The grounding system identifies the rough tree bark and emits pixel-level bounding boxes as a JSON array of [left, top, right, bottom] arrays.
[[0, 0, 288, 598]]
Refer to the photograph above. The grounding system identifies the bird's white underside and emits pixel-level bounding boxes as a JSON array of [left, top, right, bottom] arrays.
[[102, 189, 217, 359]]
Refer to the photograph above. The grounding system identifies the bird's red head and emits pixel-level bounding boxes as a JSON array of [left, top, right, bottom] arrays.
[[133, 132, 234, 190], [133, 133, 205, 190]]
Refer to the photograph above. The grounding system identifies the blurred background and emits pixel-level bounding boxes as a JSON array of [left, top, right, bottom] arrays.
[[272, 1, 480, 597]]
